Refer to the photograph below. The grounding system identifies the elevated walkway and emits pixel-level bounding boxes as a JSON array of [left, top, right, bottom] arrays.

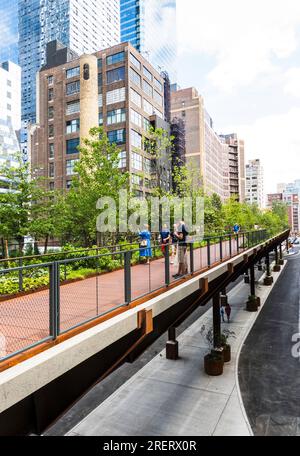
[[67, 262, 286, 436], [0, 230, 289, 435]]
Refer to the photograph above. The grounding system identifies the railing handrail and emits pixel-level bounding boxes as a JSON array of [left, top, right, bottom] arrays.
[[0, 229, 269, 273], [1, 229, 266, 263]]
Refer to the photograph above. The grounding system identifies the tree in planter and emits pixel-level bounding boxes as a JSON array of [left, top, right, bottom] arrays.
[[200, 325, 224, 376], [0, 154, 48, 257], [220, 328, 236, 363], [54, 127, 129, 247]]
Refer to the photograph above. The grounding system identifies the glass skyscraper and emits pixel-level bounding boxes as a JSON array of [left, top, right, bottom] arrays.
[[15, 0, 120, 124], [0, 0, 19, 64], [120, 0, 177, 82]]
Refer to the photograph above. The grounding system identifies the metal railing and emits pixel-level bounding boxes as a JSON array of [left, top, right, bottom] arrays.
[[0, 229, 268, 362]]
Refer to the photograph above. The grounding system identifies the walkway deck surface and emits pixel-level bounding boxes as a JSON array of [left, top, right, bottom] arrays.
[[0, 241, 237, 359], [66, 261, 285, 437]]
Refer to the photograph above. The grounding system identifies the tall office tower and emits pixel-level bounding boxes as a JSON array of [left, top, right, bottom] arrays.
[[120, 0, 177, 82], [0, 0, 19, 64], [31, 41, 171, 195], [220, 133, 246, 202], [245, 159, 264, 208], [18, 0, 121, 125], [0, 61, 21, 192], [171, 87, 227, 200]]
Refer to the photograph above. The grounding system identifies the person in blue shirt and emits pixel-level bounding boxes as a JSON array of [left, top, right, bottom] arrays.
[[160, 224, 170, 256], [139, 225, 152, 264], [233, 223, 240, 234]]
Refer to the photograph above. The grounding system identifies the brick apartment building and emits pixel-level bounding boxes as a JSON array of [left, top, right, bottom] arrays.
[[31, 41, 171, 196]]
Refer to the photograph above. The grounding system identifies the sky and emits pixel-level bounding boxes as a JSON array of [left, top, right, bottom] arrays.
[[177, 0, 300, 194]]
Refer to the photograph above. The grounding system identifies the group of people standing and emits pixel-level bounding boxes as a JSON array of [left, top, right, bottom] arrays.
[[138, 221, 189, 279]]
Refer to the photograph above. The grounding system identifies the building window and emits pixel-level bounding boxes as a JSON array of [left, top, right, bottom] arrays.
[[130, 108, 142, 128], [154, 90, 163, 106], [106, 51, 125, 66], [143, 99, 153, 116], [106, 87, 126, 104], [130, 53, 141, 70], [48, 106, 54, 119], [129, 67, 141, 87], [132, 174, 142, 186], [66, 180, 72, 190], [7, 80, 12, 87], [6, 92, 12, 99], [131, 130, 142, 149], [143, 117, 151, 132], [66, 119, 80, 134], [83, 63, 90, 80], [131, 152, 143, 171], [118, 150, 126, 168], [66, 100, 80, 115], [99, 111, 103, 125], [107, 108, 126, 125], [143, 66, 152, 81], [66, 67, 80, 79], [98, 58, 102, 70], [48, 88, 54, 101], [130, 88, 142, 108], [98, 73, 103, 92], [6, 103, 11, 111], [107, 129, 126, 145], [49, 182, 54, 190], [66, 80, 80, 95], [144, 157, 152, 174], [48, 124, 54, 137], [49, 162, 55, 178], [143, 80, 153, 98], [47, 75, 53, 85], [66, 159, 79, 175], [106, 67, 125, 84], [66, 137, 80, 154], [154, 77, 163, 92], [49, 143, 54, 159]]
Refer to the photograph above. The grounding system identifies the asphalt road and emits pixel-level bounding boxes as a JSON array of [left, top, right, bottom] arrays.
[[239, 247, 300, 436]]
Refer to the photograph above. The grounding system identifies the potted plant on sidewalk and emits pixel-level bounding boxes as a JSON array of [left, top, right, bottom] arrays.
[[220, 329, 236, 362], [200, 326, 224, 376], [246, 294, 259, 312]]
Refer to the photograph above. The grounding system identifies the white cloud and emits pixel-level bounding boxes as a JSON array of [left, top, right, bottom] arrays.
[[223, 108, 300, 193], [284, 67, 300, 97], [177, 0, 300, 91]]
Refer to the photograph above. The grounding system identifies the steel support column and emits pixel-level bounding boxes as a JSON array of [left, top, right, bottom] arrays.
[[213, 292, 221, 348], [264, 251, 273, 285]]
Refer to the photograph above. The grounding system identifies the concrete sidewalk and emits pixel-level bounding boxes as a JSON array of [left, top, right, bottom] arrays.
[[67, 264, 286, 437]]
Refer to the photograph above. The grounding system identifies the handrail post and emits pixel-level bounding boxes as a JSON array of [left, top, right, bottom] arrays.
[[236, 234, 239, 252], [190, 242, 194, 274], [242, 232, 245, 250], [229, 234, 232, 258], [165, 244, 170, 285], [219, 236, 223, 261], [49, 262, 59, 339], [18, 258, 23, 292], [207, 238, 211, 267], [124, 251, 132, 304]]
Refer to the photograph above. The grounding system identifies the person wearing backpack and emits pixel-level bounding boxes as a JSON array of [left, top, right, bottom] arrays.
[[173, 220, 189, 278]]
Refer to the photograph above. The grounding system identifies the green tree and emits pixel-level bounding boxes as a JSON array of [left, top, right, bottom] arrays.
[[55, 127, 129, 246], [0, 154, 48, 257]]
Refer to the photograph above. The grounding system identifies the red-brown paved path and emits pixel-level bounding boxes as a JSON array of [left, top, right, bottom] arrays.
[[0, 239, 241, 359]]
